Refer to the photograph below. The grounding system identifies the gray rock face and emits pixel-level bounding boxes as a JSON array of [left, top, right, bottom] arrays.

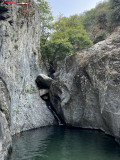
[[50, 32, 120, 139], [0, 111, 12, 160], [0, 0, 55, 138]]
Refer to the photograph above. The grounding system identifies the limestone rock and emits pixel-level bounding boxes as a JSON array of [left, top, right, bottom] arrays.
[[50, 32, 120, 139], [0, 0, 55, 137]]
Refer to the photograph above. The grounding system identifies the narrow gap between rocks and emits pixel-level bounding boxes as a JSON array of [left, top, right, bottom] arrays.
[[35, 74, 64, 126], [41, 93, 64, 125]]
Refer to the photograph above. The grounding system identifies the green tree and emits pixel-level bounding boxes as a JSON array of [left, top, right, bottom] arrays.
[[52, 15, 92, 52], [42, 39, 73, 73], [93, 31, 106, 44], [95, 2, 109, 30], [82, 9, 96, 30], [42, 39, 73, 62], [82, 1, 109, 31], [41, 15, 92, 73], [37, 0, 53, 46], [108, 0, 120, 30]]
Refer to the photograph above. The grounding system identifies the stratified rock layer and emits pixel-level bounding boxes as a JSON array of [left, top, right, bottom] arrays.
[[50, 32, 120, 139]]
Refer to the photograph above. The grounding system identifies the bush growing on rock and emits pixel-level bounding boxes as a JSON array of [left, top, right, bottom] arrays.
[[41, 15, 92, 72]]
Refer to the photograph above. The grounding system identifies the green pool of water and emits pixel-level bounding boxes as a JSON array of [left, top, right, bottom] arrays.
[[9, 126, 120, 160]]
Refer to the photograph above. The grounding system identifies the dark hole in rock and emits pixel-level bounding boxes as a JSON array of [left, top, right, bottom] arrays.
[[0, 15, 6, 20], [41, 93, 49, 101], [9, 20, 13, 25], [0, 6, 9, 20], [0, 6, 8, 13]]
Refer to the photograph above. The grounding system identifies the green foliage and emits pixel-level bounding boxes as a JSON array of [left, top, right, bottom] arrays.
[[95, 2, 109, 29], [0, 106, 5, 112], [42, 39, 73, 62], [81, 0, 120, 35], [40, 0, 120, 72], [0, 22, 5, 27], [42, 15, 92, 63], [93, 31, 107, 44], [82, 1, 109, 31], [0, 105, 7, 115], [108, 0, 120, 30], [25, 89, 31, 93], [82, 9, 96, 30], [37, 0, 53, 46], [13, 108, 18, 113]]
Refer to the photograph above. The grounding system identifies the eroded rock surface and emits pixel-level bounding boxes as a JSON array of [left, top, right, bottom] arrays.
[[0, 0, 55, 137], [50, 32, 120, 139]]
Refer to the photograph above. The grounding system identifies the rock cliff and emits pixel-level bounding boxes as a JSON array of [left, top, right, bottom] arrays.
[[0, 1, 55, 158], [50, 32, 120, 141]]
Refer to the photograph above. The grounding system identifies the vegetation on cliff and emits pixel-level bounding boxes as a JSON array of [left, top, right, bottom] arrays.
[[81, 0, 120, 42], [38, 0, 92, 72], [42, 15, 92, 62], [39, 0, 120, 72]]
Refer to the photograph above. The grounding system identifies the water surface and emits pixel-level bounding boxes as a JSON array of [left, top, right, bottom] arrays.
[[9, 126, 120, 160]]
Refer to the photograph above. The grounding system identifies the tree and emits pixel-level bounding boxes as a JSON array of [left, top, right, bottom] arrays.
[[37, 0, 53, 46], [52, 15, 92, 52], [109, 0, 120, 29], [42, 39, 73, 73], [42, 39, 73, 62], [41, 15, 92, 73], [81, 9, 96, 31], [95, 2, 109, 30]]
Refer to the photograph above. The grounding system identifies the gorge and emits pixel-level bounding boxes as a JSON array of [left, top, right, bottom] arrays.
[[0, 0, 120, 160]]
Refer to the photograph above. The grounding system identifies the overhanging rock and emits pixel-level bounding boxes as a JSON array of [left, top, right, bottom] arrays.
[[36, 74, 53, 89]]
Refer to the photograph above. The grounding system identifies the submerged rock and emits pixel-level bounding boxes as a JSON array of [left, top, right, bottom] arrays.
[[50, 32, 120, 139]]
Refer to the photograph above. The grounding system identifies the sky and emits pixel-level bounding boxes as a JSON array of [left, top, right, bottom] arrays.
[[46, 0, 106, 18]]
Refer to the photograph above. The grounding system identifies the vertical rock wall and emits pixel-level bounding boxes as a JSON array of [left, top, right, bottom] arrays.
[[0, 112, 12, 160], [0, 0, 55, 138], [50, 32, 120, 140]]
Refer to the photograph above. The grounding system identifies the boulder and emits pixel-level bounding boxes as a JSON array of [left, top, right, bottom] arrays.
[[36, 74, 53, 89]]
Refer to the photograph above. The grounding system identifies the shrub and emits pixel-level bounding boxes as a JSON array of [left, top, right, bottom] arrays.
[[93, 31, 106, 44]]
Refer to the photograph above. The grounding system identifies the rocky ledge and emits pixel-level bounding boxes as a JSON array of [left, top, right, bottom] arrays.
[[50, 32, 120, 142]]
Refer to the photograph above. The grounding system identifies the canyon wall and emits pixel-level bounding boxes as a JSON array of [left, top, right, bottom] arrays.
[[50, 32, 120, 141], [0, 1, 55, 159]]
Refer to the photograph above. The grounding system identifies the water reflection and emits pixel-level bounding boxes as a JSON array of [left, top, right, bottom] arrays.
[[9, 126, 120, 160]]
